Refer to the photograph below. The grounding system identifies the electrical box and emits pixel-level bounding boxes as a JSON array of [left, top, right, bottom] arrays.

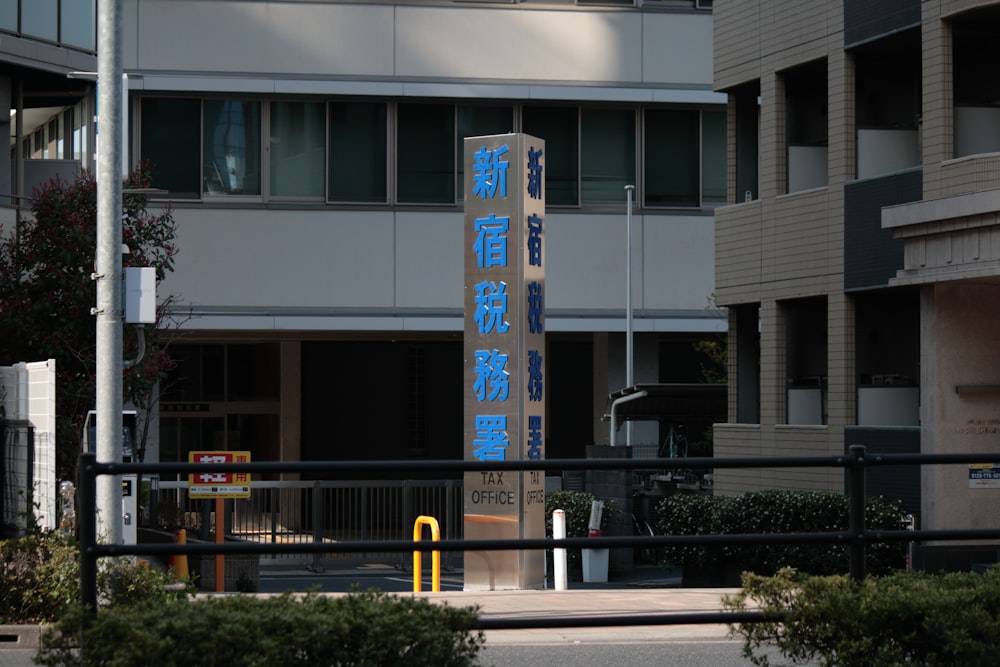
[[124, 267, 156, 323]]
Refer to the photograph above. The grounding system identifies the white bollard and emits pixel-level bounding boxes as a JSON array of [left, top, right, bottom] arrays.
[[553, 509, 568, 591]]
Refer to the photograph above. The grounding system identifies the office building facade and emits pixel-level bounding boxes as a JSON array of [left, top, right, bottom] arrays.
[[713, 0, 1000, 569]]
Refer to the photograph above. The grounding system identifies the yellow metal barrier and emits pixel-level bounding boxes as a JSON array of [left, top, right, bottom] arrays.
[[412, 515, 441, 592]]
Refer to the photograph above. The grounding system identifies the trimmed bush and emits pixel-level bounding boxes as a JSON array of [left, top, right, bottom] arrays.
[[656, 490, 905, 576], [36, 591, 484, 667], [0, 533, 188, 624], [724, 566, 1000, 667]]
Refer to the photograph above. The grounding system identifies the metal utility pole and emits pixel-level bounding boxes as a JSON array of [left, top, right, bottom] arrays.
[[94, 0, 124, 544], [625, 184, 635, 447]]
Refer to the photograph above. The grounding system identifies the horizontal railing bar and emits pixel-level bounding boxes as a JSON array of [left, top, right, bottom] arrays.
[[157, 479, 462, 490], [89, 451, 1000, 477], [89, 527, 1000, 559], [92, 455, 847, 475]]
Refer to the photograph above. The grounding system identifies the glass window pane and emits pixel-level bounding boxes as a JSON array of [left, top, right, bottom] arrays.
[[203, 100, 262, 196], [140, 98, 201, 197], [61, 0, 95, 50], [581, 108, 635, 202], [0, 0, 17, 32], [457, 105, 513, 198], [644, 109, 699, 207], [523, 106, 578, 206], [72, 99, 88, 163], [397, 103, 455, 204], [329, 101, 387, 203], [227, 343, 279, 401], [702, 110, 727, 203], [270, 101, 325, 198], [23, 0, 58, 41]]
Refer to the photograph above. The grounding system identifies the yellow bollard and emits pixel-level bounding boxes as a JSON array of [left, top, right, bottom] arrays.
[[412, 516, 441, 592], [169, 528, 189, 581]]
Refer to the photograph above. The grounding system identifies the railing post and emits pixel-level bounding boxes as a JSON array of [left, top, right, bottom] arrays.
[[78, 452, 98, 616], [312, 480, 323, 571], [848, 444, 867, 582]]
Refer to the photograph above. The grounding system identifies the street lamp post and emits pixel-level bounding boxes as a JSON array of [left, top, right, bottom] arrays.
[[94, 0, 124, 545], [625, 184, 635, 447]]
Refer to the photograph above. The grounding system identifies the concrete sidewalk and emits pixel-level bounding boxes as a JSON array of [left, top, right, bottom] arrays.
[[409, 587, 743, 644], [256, 559, 744, 644]]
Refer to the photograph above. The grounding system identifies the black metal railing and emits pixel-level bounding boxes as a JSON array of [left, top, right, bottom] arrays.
[[78, 444, 1000, 630]]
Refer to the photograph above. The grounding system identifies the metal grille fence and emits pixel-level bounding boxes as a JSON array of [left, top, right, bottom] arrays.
[[79, 446, 1000, 629], [157, 479, 463, 568]]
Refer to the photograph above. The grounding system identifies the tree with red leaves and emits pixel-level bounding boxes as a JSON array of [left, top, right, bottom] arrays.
[[0, 163, 178, 478]]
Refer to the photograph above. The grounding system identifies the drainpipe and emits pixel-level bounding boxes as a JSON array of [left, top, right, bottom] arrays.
[[609, 389, 647, 447]]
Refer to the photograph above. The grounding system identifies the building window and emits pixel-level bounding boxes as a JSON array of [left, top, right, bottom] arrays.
[[203, 99, 262, 196], [644, 109, 700, 207], [0, 1, 16, 32], [60, 0, 95, 50], [524, 106, 579, 206], [329, 101, 387, 203], [735, 304, 760, 424], [581, 108, 635, 202], [270, 101, 326, 198], [784, 297, 828, 425], [783, 59, 828, 193], [397, 102, 455, 204], [733, 81, 760, 202], [22, 0, 57, 42], [140, 97, 201, 198], [702, 110, 727, 204]]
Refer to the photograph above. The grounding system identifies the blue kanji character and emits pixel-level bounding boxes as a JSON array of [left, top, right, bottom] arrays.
[[474, 215, 509, 269], [527, 281, 543, 334], [472, 145, 509, 199], [527, 146, 543, 200], [473, 349, 510, 402], [475, 281, 510, 335], [527, 415, 543, 460], [473, 415, 508, 461], [527, 214, 542, 267], [528, 349, 543, 402]]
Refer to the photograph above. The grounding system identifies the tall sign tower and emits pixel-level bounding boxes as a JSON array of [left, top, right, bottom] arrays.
[[463, 134, 546, 590]]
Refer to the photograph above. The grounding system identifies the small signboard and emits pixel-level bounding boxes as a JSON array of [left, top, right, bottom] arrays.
[[969, 463, 1000, 488], [188, 450, 252, 498]]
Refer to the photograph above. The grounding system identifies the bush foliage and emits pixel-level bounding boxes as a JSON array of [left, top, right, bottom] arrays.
[[0, 533, 186, 624], [37, 591, 484, 667], [655, 490, 906, 576], [724, 567, 1000, 667]]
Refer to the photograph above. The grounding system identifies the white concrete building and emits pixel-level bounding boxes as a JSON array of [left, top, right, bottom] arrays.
[[6, 1, 725, 473]]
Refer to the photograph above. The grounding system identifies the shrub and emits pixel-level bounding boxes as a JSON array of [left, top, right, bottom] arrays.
[[0, 533, 80, 623], [723, 566, 1000, 667], [656, 490, 906, 576], [37, 591, 485, 667], [0, 533, 188, 624]]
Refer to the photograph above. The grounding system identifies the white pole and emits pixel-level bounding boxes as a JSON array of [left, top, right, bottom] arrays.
[[552, 509, 568, 591], [95, 0, 124, 544], [625, 184, 635, 447]]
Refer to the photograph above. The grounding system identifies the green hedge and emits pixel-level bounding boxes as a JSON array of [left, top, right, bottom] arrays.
[[37, 591, 484, 667], [724, 567, 1000, 667], [655, 490, 906, 576], [0, 533, 184, 624]]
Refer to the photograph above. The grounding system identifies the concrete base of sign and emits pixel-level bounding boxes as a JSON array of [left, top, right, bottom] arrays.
[[582, 548, 609, 583]]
